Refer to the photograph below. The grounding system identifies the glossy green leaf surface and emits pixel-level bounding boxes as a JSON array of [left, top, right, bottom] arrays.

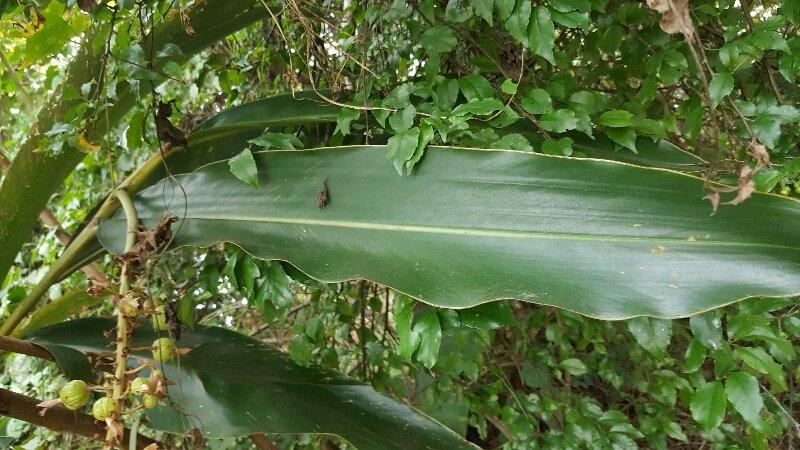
[[503, 123, 705, 171], [98, 145, 800, 319], [690, 380, 726, 429], [66, 94, 700, 282], [26, 318, 476, 450]]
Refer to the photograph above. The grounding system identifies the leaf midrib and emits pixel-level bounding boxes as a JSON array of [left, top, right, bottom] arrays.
[[124, 214, 799, 251]]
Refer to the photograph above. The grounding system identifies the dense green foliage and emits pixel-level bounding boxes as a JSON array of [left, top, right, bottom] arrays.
[[1, 0, 799, 448]]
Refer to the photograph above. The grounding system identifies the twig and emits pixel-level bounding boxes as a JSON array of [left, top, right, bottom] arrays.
[[0, 335, 55, 361], [485, 415, 514, 442], [762, 385, 800, 438]]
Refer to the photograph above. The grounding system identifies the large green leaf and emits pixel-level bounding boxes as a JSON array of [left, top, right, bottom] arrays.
[[61, 95, 698, 283], [98, 146, 800, 319], [145, 91, 339, 188], [26, 318, 476, 450]]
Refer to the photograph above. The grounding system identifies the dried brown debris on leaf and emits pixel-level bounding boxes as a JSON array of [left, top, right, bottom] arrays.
[[163, 301, 183, 340], [118, 215, 178, 269], [705, 142, 770, 214], [317, 178, 330, 209], [646, 0, 696, 40]]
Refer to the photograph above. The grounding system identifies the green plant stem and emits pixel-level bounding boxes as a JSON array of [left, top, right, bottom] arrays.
[[107, 188, 139, 447], [0, 143, 175, 337]]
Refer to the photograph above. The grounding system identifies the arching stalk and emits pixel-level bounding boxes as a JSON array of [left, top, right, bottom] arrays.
[[106, 189, 139, 447]]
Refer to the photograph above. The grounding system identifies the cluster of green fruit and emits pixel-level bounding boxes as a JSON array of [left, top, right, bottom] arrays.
[[779, 184, 800, 196], [55, 336, 176, 419]]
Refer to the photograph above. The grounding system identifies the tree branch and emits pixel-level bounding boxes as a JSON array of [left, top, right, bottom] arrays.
[[0, 334, 54, 361], [0, 388, 162, 450]]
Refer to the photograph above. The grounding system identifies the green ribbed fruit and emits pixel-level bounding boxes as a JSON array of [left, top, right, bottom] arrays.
[[151, 337, 175, 362], [142, 394, 159, 409], [92, 397, 116, 420], [129, 377, 149, 395], [59, 380, 90, 410]]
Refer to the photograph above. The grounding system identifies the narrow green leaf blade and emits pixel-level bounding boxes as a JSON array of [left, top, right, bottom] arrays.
[[98, 146, 800, 319], [27, 318, 477, 450], [16, 288, 106, 337]]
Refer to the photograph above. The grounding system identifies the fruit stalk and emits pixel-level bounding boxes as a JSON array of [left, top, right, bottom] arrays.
[[106, 189, 139, 447]]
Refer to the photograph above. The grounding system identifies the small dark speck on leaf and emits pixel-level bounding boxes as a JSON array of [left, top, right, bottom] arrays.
[[317, 178, 329, 209]]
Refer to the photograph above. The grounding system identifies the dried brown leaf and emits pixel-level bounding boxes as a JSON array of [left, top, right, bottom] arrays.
[[724, 165, 757, 206], [646, 0, 669, 13], [156, 102, 188, 148], [647, 0, 695, 38], [118, 215, 178, 269], [704, 190, 720, 215], [105, 417, 124, 443], [725, 180, 756, 206], [748, 142, 770, 168], [181, 12, 196, 36]]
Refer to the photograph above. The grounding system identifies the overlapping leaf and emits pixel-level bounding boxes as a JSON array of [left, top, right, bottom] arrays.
[[98, 145, 800, 319], [26, 318, 476, 450]]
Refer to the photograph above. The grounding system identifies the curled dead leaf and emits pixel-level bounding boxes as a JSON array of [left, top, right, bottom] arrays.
[[87, 281, 110, 297], [105, 417, 124, 443], [646, 0, 695, 39], [748, 141, 770, 168], [646, 0, 669, 12], [724, 165, 757, 206], [181, 12, 196, 36], [118, 214, 178, 270], [77, 132, 101, 153], [704, 191, 720, 215]]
